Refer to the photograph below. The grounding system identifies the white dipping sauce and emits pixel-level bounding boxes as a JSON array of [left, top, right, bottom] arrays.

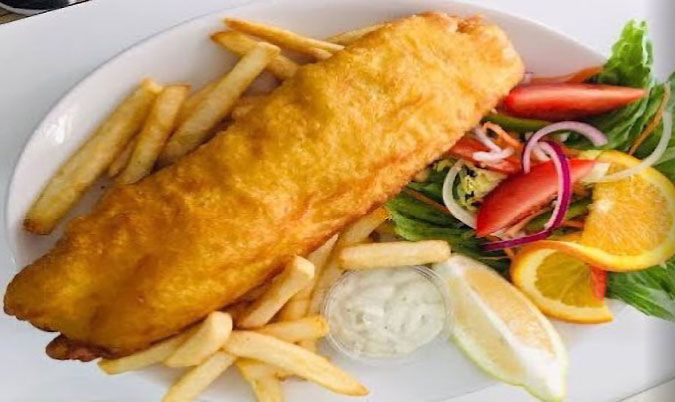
[[325, 266, 447, 358]]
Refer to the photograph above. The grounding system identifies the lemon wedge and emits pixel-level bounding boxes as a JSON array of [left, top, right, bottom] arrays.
[[434, 255, 567, 402]]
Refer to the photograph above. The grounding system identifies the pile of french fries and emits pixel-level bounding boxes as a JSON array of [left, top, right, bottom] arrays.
[[23, 16, 455, 402]]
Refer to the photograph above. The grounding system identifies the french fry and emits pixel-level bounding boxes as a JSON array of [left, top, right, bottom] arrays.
[[231, 95, 265, 120], [236, 360, 285, 402], [98, 330, 191, 374], [307, 256, 341, 315], [339, 240, 451, 270], [164, 311, 233, 367], [308, 208, 389, 314], [162, 351, 236, 402], [225, 18, 343, 60], [178, 81, 217, 124], [297, 339, 317, 354], [255, 315, 329, 343], [327, 24, 383, 45], [277, 235, 338, 321], [238, 256, 315, 329], [223, 331, 368, 396], [107, 137, 137, 177], [158, 43, 280, 165], [338, 207, 389, 246], [235, 358, 291, 380], [24, 79, 162, 234], [211, 31, 299, 80], [117, 85, 190, 184]]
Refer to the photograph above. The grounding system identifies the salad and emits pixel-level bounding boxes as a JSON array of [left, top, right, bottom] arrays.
[[387, 20, 675, 324]]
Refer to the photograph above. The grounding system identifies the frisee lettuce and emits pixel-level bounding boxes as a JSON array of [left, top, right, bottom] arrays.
[[607, 258, 675, 321]]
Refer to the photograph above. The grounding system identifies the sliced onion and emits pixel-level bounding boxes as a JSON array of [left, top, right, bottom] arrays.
[[520, 71, 533, 85], [588, 110, 672, 183], [473, 147, 515, 162], [539, 142, 572, 230], [442, 160, 477, 228], [474, 127, 501, 152], [524, 132, 550, 162], [483, 141, 572, 251], [522, 122, 607, 173], [483, 230, 551, 251]]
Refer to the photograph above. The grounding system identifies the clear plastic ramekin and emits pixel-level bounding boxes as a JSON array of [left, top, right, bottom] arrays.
[[322, 265, 451, 366]]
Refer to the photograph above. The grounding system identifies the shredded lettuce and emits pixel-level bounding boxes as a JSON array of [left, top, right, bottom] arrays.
[[607, 258, 675, 321], [455, 165, 505, 212]]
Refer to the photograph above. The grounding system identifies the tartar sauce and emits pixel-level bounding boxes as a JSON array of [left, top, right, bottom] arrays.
[[324, 266, 447, 359]]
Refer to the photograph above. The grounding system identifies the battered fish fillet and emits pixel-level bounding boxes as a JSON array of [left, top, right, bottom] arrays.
[[4, 13, 523, 359]]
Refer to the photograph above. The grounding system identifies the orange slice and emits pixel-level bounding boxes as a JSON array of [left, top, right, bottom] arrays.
[[512, 237, 613, 324], [533, 151, 675, 271]]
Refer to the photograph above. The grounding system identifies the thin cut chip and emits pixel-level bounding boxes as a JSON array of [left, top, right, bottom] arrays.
[[236, 358, 290, 380], [24, 79, 162, 234], [108, 138, 137, 177], [327, 24, 383, 45], [117, 85, 190, 184], [237, 360, 285, 402], [339, 240, 451, 269], [178, 81, 217, 124], [338, 207, 389, 246], [162, 351, 236, 402], [297, 339, 317, 354], [238, 256, 315, 329], [223, 331, 367, 396], [164, 311, 233, 367], [308, 208, 389, 313], [98, 330, 191, 374], [278, 235, 338, 321], [211, 31, 299, 80], [255, 315, 329, 343], [225, 18, 343, 60], [158, 43, 280, 164]]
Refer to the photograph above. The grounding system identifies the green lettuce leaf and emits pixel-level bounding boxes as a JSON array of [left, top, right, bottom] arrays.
[[567, 20, 655, 151], [634, 72, 675, 180], [607, 258, 675, 321], [595, 20, 653, 88]]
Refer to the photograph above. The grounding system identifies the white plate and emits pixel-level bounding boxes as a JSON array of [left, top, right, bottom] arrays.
[[4, 0, 604, 401]]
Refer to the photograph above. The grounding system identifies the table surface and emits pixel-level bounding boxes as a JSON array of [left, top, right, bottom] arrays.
[[0, 0, 673, 401]]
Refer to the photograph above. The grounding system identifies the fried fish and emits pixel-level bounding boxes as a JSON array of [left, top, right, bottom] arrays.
[[4, 12, 524, 359]]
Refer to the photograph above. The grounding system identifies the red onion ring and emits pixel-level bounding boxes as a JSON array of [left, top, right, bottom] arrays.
[[483, 230, 551, 251], [483, 141, 572, 251], [522, 122, 607, 173], [538, 141, 572, 230]]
